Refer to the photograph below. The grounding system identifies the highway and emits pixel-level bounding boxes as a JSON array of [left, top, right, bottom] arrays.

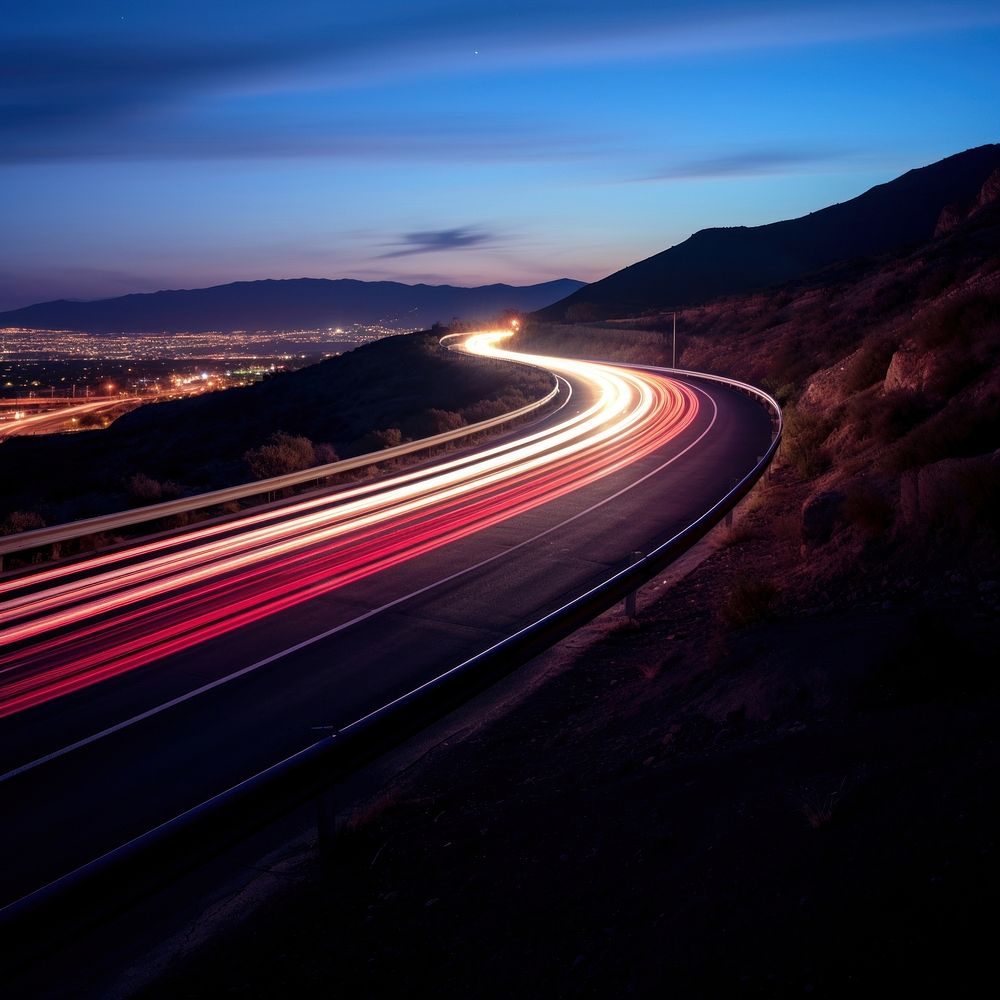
[[0, 398, 139, 440], [0, 332, 772, 907]]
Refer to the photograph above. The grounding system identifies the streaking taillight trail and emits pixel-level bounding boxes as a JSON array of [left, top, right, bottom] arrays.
[[0, 332, 699, 717]]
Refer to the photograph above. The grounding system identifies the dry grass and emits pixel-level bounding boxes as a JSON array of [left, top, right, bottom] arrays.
[[843, 334, 898, 393], [769, 511, 802, 545], [740, 483, 776, 516], [890, 388, 1000, 471], [800, 777, 847, 830], [0, 510, 45, 534], [717, 520, 759, 548], [721, 574, 778, 628], [782, 404, 834, 478], [847, 388, 937, 446], [636, 661, 663, 681]]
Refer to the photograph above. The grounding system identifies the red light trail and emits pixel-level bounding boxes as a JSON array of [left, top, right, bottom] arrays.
[[0, 333, 699, 718]]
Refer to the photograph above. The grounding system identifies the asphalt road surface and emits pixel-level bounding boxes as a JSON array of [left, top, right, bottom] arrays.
[[0, 332, 772, 906]]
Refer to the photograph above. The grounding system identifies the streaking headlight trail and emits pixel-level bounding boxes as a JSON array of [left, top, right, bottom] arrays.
[[0, 332, 699, 718]]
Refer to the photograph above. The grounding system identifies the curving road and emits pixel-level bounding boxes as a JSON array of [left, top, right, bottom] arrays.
[[0, 332, 772, 907]]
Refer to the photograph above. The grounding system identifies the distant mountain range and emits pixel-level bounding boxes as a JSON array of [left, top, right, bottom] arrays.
[[7, 145, 999, 336], [538, 144, 1000, 321], [0, 277, 586, 335]]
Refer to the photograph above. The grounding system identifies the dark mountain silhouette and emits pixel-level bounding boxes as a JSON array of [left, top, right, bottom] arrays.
[[538, 144, 1000, 321], [0, 277, 585, 334]]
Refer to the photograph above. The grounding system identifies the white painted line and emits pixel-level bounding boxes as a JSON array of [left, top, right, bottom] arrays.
[[0, 380, 718, 785]]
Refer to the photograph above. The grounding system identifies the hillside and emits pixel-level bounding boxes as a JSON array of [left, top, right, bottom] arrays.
[[0, 277, 584, 334], [143, 155, 1000, 999], [538, 144, 1000, 321]]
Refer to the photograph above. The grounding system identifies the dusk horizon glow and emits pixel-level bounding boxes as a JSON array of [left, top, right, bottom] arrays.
[[3, 0, 999, 311]]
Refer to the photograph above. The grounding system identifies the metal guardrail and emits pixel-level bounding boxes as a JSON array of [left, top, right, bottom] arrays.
[[0, 364, 781, 962], [0, 367, 559, 562]]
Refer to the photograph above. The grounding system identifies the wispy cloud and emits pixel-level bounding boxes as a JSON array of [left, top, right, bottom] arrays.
[[645, 147, 856, 181], [0, 94, 615, 164], [379, 227, 502, 258]]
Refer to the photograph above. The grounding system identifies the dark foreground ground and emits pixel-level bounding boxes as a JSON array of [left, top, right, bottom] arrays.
[[137, 457, 999, 999]]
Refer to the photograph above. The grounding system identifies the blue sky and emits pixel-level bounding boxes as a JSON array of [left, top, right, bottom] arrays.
[[1, 1, 998, 309]]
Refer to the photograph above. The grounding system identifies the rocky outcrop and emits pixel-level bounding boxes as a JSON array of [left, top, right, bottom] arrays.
[[883, 344, 927, 393], [802, 346, 865, 408], [975, 167, 1000, 212], [802, 347, 861, 406], [933, 167, 1000, 236], [883, 343, 947, 395], [935, 202, 966, 237]]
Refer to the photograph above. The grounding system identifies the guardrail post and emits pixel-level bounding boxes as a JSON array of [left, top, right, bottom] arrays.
[[623, 551, 643, 618]]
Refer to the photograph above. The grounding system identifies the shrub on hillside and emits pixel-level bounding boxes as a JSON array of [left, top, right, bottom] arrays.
[[782, 404, 833, 478], [459, 399, 510, 423], [759, 378, 796, 405], [126, 472, 163, 503], [913, 291, 1000, 351], [930, 344, 986, 396], [401, 408, 466, 441], [843, 334, 898, 393], [314, 443, 339, 464], [424, 409, 465, 434], [721, 574, 778, 628], [125, 472, 182, 505], [0, 510, 45, 535], [355, 427, 404, 454], [244, 431, 318, 480], [763, 338, 816, 389], [890, 388, 1000, 471], [868, 276, 912, 314], [847, 389, 936, 446]]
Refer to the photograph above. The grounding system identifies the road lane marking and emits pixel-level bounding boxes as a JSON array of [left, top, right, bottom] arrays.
[[0, 379, 718, 785]]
